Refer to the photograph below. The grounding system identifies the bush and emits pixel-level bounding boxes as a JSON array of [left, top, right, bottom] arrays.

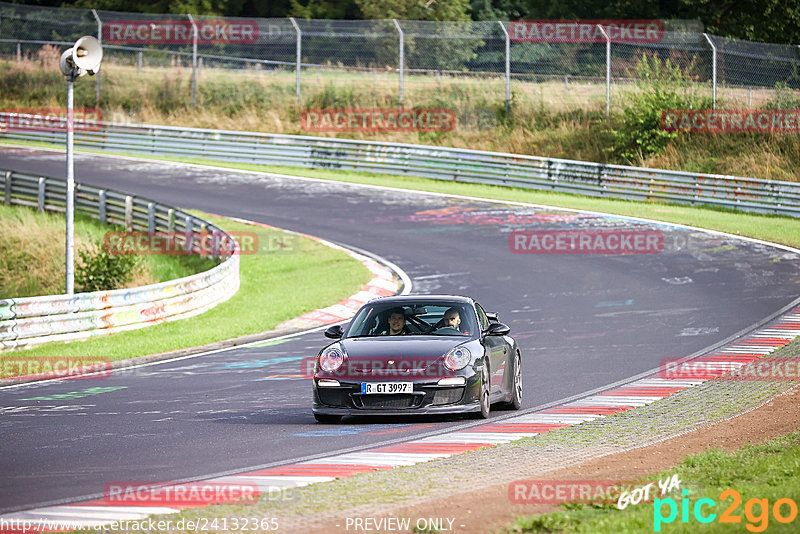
[[76, 241, 139, 292], [764, 82, 800, 109], [608, 54, 712, 162]]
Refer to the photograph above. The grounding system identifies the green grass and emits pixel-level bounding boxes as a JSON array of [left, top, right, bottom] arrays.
[[0, 203, 212, 297], [7, 212, 371, 363], [507, 431, 800, 533]]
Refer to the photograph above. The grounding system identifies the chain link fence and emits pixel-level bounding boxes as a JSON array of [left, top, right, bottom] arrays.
[[2, 1, 800, 115]]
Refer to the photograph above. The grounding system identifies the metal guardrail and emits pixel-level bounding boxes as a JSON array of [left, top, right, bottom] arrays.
[[0, 167, 240, 351], [2, 113, 799, 217]]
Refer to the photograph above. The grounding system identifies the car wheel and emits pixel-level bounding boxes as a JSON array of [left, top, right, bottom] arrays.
[[475, 363, 491, 419], [507, 350, 522, 410], [314, 413, 342, 423]]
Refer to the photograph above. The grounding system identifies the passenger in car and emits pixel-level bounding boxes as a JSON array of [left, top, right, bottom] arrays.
[[441, 307, 470, 335], [442, 308, 461, 329]]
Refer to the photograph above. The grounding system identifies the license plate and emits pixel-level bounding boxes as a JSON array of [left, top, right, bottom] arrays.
[[361, 382, 413, 394]]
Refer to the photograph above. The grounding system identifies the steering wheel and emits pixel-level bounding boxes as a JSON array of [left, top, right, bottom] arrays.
[[433, 326, 462, 335]]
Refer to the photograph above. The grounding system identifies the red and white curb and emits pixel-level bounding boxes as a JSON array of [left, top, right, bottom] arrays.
[[4, 306, 798, 531]]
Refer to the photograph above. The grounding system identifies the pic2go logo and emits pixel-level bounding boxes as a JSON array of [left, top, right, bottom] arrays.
[[654, 489, 798, 532]]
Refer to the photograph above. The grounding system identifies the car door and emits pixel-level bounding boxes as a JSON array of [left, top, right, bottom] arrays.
[[476, 302, 506, 395]]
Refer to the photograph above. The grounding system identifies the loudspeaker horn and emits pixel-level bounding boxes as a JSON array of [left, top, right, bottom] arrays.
[[73, 36, 103, 75], [59, 36, 103, 77]]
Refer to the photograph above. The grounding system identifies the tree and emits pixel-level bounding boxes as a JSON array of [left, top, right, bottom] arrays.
[[288, 0, 359, 19], [518, 0, 800, 45], [355, 0, 479, 72], [683, 0, 800, 45], [469, 0, 527, 21], [356, 0, 471, 21], [68, 0, 247, 16]]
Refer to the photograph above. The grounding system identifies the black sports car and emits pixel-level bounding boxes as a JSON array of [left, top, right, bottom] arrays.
[[312, 295, 522, 422]]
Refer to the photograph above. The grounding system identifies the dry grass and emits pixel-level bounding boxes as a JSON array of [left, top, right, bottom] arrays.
[[646, 131, 800, 180], [0, 205, 159, 298], [0, 207, 78, 297], [0, 207, 88, 297]]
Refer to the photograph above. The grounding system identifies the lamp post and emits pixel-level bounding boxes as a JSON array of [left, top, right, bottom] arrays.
[[59, 36, 103, 295]]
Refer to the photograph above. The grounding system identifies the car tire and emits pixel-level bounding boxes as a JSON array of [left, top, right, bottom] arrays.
[[313, 413, 342, 423], [506, 350, 522, 410], [475, 362, 491, 419]]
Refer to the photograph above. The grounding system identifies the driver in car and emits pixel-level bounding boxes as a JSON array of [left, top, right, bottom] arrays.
[[382, 308, 410, 335]]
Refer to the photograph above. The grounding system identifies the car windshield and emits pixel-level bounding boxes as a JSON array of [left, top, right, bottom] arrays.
[[346, 301, 478, 338]]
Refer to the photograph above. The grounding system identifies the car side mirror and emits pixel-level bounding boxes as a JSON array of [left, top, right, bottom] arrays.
[[324, 325, 344, 339], [485, 322, 510, 336], [486, 312, 499, 323]]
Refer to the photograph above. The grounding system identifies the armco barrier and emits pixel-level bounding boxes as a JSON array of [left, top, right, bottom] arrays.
[[2, 113, 799, 217], [0, 168, 240, 350]]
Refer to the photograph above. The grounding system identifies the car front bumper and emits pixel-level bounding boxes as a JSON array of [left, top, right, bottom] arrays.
[[312, 374, 482, 416]]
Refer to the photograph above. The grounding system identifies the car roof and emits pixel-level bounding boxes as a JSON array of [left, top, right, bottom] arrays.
[[368, 294, 475, 305]]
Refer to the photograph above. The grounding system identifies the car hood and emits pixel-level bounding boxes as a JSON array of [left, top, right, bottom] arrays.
[[326, 336, 470, 379]]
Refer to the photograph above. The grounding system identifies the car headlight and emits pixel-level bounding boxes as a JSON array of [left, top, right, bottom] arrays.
[[444, 346, 471, 371], [319, 343, 345, 372]]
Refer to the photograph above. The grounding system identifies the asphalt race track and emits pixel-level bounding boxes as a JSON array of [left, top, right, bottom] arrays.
[[1, 146, 800, 512]]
